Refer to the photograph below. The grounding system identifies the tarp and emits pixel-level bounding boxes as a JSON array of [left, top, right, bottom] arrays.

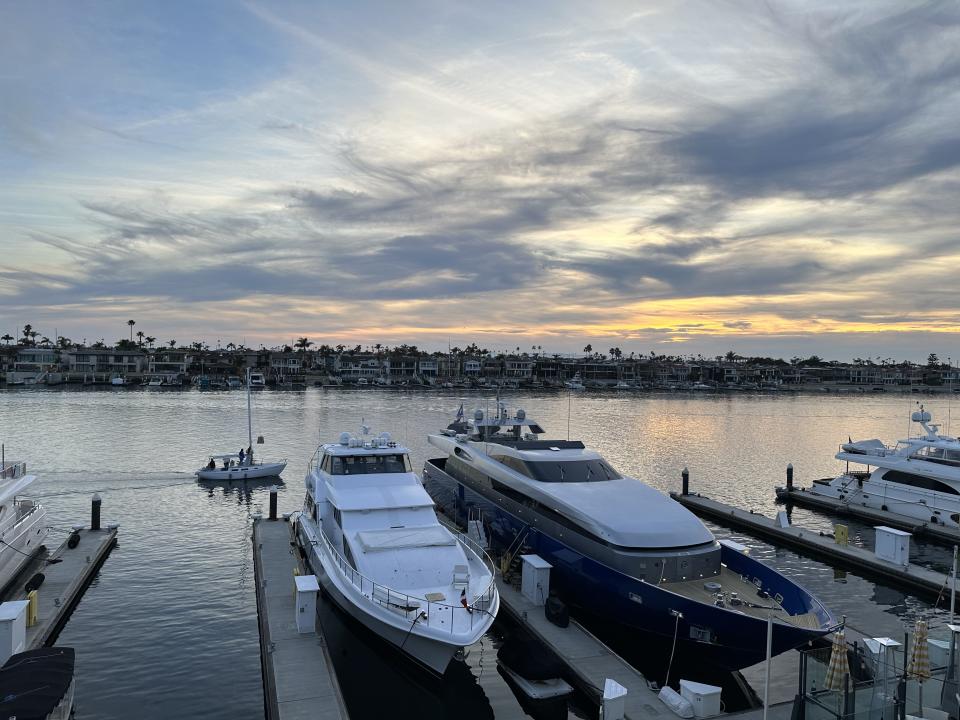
[[0, 647, 74, 720], [356, 526, 456, 552]]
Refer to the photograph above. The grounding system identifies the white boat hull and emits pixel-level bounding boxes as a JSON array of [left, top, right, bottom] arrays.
[[196, 462, 286, 481], [296, 518, 489, 674], [811, 475, 960, 528], [0, 505, 48, 592]]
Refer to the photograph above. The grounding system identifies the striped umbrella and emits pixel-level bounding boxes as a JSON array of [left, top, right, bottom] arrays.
[[824, 629, 850, 691], [908, 619, 931, 717], [908, 619, 931, 680]]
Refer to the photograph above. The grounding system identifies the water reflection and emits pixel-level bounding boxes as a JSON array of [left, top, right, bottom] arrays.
[[3, 388, 958, 717]]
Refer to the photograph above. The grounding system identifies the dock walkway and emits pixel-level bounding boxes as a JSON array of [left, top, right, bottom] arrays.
[[776, 486, 960, 546], [496, 577, 667, 720], [252, 518, 348, 720], [672, 491, 960, 602], [3, 528, 118, 649]]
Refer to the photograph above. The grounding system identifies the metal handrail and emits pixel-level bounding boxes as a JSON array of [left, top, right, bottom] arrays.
[[307, 520, 497, 634]]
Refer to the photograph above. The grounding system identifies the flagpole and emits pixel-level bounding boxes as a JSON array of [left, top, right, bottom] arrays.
[[763, 613, 773, 720]]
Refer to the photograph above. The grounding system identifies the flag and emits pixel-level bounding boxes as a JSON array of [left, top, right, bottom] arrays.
[[460, 588, 473, 613], [456, 403, 464, 422]]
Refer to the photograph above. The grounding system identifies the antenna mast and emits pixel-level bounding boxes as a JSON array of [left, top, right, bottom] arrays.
[[246, 366, 253, 450]]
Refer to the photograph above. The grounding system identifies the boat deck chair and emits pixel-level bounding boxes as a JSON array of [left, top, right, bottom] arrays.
[[453, 564, 470, 589]]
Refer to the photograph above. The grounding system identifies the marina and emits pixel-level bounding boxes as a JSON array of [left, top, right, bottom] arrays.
[[6, 389, 960, 718]]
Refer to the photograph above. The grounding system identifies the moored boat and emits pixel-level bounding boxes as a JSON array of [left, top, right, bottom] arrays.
[[294, 426, 499, 674], [423, 404, 837, 670], [799, 404, 960, 529], [0, 461, 49, 594]]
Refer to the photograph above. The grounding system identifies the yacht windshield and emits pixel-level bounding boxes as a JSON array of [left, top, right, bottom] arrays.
[[510, 458, 621, 482], [329, 454, 412, 475], [911, 446, 960, 467]]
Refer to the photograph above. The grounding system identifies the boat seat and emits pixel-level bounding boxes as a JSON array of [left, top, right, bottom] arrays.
[[453, 564, 470, 588]]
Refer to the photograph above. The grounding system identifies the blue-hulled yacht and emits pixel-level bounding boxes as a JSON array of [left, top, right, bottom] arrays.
[[424, 405, 838, 670]]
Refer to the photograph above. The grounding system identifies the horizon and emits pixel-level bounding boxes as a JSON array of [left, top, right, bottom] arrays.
[[3, 2, 960, 363]]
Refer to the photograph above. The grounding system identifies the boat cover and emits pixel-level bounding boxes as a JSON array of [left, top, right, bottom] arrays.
[[328, 484, 434, 511], [0, 647, 74, 720], [356, 526, 456, 552], [840, 439, 886, 455]]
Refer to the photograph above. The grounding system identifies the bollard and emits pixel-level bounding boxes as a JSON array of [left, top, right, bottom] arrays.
[[786, 464, 794, 492], [26, 591, 38, 627], [269, 486, 278, 521], [91, 493, 101, 531], [682, 467, 689, 496]]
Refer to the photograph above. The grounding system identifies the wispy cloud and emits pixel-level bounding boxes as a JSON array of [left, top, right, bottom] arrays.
[[1, 1, 959, 359]]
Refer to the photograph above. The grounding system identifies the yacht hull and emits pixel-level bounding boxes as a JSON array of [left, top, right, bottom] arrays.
[[195, 462, 286, 481], [0, 506, 48, 594], [295, 518, 465, 675], [424, 460, 834, 670], [807, 475, 960, 529]]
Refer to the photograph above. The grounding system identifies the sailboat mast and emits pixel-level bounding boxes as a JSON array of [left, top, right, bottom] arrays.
[[246, 367, 253, 449]]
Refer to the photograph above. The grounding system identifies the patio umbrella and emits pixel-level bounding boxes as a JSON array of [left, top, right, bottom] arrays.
[[825, 629, 850, 692], [908, 619, 931, 716]]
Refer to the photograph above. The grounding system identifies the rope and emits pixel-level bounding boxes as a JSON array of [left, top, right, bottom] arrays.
[[664, 611, 682, 688]]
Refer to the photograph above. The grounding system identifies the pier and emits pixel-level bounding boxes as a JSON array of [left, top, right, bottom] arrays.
[[252, 517, 348, 720], [672, 490, 960, 603], [776, 485, 960, 546], [1, 527, 118, 649]]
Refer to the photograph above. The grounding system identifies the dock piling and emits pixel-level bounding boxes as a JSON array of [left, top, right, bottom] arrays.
[[786, 464, 793, 492], [682, 467, 689, 496], [91, 493, 101, 531], [268, 487, 278, 520]]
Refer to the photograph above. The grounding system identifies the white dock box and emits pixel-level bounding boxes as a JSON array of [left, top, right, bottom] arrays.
[[0, 601, 29, 665], [602, 678, 628, 720], [680, 679, 722, 718], [294, 574, 320, 634], [928, 638, 951, 669], [520, 554, 552, 606], [874, 526, 910, 567]]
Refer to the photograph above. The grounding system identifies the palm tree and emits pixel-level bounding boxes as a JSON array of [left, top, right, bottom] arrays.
[[145, 336, 156, 349], [583, 344, 592, 355], [127, 319, 136, 341], [168, 340, 176, 349], [21, 324, 33, 345], [226, 342, 236, 351], [136, 330, 145, 347], [295, 337, 314, 352], [1, 334, 12, 345]]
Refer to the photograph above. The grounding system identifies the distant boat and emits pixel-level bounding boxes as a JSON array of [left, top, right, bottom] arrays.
[[564, 372, 584, 390], [110, 375, 127, 386], [248, 372, 266, 390], [196, 368, 286, 481]]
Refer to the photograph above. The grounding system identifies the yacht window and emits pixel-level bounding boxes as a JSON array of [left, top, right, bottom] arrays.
[[883, 470, 959, 495], [911, 447, 960, 468], [330, 454, 412, 474], [321, 455, 332, 473], [523, 460, 621, 483], [334, 507, 343, 527]]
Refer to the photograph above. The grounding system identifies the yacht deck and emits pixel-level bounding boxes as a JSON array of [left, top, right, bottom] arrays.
[[669, 565, 822, 629]]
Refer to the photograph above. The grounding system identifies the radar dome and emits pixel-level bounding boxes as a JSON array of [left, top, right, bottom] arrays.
[[339, 432, 351, 446], [475, 409, 484, 421], [516, 408, 526, 420]]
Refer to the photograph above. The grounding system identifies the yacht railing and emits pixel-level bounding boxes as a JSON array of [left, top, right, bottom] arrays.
[[306, 519, 497, 634], [838, 443, 891, 457]]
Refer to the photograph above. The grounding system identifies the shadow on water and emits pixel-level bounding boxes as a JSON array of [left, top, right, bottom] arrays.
[[317, 588, 595, 720]]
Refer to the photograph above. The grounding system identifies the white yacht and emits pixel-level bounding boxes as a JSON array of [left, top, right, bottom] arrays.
[[248, 372, 266, 390], [804, 405, 960, 528], [0, 461, 48, 592], [295, 427, 499, 674], [564, 373, 584, 390]]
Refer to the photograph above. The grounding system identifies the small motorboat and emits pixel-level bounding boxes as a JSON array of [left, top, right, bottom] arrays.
[[564, 372, 584, 390], [0, 647, 75, 720]]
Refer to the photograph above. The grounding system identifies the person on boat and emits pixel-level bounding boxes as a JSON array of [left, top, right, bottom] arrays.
[[206, 458, 216, 470], [239, 448, 246, 465]]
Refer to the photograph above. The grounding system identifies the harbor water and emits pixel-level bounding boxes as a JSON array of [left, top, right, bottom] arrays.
[[2, 387, 957, 718]]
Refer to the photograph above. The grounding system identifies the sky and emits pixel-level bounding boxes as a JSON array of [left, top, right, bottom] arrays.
[[2, 1, 959, 361]]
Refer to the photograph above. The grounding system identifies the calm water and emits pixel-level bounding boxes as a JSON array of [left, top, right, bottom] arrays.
[[2, 387, 958, 717]]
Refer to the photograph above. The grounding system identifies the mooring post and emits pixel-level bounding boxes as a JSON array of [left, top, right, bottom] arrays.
[[269, 486, 278, 521], [786, 463, 794, 492], [91, 493, 101, 531], [682, 467, 689, 496]]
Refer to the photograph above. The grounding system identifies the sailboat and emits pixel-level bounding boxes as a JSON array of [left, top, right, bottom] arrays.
[[195, 368, 286, 481]]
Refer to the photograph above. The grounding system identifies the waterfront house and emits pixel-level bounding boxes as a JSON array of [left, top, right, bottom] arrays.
[[64, 348, 146, 375], [148, 351, 191, 375]]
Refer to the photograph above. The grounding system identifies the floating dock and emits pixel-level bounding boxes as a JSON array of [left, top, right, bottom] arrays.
[[252, 517, 348, 720], [672, 491, 960, 602], [496, 576, 794, 720], [776, 485, 960, 546], [2, 527, 118, 649]]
